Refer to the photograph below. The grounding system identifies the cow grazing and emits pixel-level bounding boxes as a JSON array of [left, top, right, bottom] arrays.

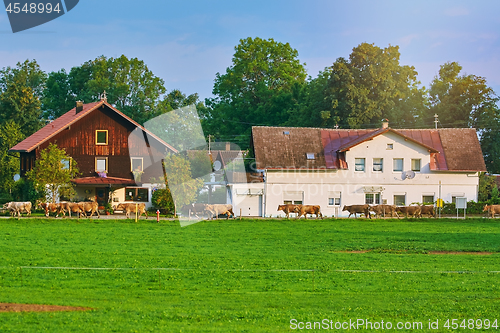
[[277, 204, 301, 218], [295, 205, 323, 219], [419, 205, 435, 218], [37, 202, 65, 217], [204, 204, 234, 219], [78, 201, 100, 218], [483, 204, 500, 218], [115, 203, 148, 219], [396, 206, 421, 218], [3, 202, 32, 217], [370, 205, 398, 218], [342, 205, 371, 218]]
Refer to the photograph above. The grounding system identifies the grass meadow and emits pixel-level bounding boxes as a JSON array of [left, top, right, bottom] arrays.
[[0, 217, 499, 332]]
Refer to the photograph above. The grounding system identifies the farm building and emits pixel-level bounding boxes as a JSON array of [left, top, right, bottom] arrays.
[[251, 121, 487, 217], [9, 98, 176, 209]]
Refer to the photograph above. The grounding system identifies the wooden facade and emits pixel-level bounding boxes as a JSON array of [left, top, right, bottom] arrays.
[[17, 102, 173, 183]]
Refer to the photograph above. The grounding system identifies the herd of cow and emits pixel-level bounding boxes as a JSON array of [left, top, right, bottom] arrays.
[[278, 203, 500, 219], [1, 201, 149, 219], [3, 200, 500, 219]]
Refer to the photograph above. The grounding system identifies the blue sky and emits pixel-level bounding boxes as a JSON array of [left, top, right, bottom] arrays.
[[2, 0, 500, 101]]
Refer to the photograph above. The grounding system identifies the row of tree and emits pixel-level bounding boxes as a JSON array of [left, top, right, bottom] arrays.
[[203, 38, 500, 158]]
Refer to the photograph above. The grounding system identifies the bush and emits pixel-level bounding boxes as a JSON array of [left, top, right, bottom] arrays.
[[440, 201, 487, 215], [151, 188, 174, 214]]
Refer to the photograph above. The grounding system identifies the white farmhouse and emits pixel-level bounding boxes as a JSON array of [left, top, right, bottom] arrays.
[[251, 122, 486, 217]]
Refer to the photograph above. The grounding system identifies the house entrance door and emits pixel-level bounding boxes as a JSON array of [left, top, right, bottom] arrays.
[[95, 187, 109, 208]]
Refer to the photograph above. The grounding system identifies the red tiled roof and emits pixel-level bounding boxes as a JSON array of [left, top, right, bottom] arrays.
[[72, 176, 137, 186], [10, 101, 177, 153]]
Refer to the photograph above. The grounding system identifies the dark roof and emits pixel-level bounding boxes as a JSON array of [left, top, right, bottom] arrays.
[[252, 126, 486, 172], [10, 100, 177, 153], [252, 126, 326, 170], [72, 176, 137, 186]]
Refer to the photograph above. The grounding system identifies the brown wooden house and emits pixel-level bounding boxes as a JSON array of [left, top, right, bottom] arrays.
[[10, 99, 176, 207]]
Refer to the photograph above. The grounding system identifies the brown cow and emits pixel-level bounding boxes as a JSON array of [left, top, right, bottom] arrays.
[[419, 205, 435, 218], [37, 202, 65, 217], [115, 203, 148, 219], [60, 202, 84, 218], [370, 205, 398, 218], [78, 201, 100, 218], [342, 205, 371, 218], [483, 204, 500, 218], [396, 206, 421, 218], [277, 204, 301, 218], [205, 204, 234, 219], [295, 205, 323, 219]]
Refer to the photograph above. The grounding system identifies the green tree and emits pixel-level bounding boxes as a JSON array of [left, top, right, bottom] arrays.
[[43, 55, 167, 124], [42, 69, 75, 120], [324, 43, 424, 129], [0, 120, 24, 195], [205, 37, 307, 146], [0, 60, 46, 137], [479, 111, 500, 173], [26, 143, 79, 203], [151, 188, 175, 213], [478, 172, 497, 202], [428, 62, 498, 128]]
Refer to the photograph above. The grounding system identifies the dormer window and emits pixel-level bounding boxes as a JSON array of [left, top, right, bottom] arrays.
[[306, 153, 315, 160]]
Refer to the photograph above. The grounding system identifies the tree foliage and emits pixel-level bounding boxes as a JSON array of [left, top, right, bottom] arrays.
[[0, 60, 46, 137], [0, 121, 24, 194], [428, 62, 498, 128], [323, 43, 423, 128], [205, 37, 307, 146], [43, 55, 168, 124], [26, 143, 79, 203]]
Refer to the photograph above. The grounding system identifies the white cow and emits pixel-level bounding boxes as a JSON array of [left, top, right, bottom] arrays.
[[3, 201, 32, 217]]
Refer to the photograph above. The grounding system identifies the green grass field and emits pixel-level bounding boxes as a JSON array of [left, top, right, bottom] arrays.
[[0, 217, 499, 332]]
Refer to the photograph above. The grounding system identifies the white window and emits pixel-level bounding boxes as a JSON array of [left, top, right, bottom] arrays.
[[365, 193, 381, 205], [373, 158, 383, 172], [411, 159, 421, 172], [355, 158, 365, 172], [387, 143, 393, 150], [328, 191, 341, 206], [393, 158, 403, 172], [96, 157, 107, 172], [306, 153, 315, 160]]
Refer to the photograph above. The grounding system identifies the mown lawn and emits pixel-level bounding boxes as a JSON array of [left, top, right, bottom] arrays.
[[0, 217, 499, 332]]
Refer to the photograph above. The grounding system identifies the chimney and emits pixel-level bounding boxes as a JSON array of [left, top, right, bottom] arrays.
[[76, 101, 84, 113], [381, 118, 389, 129], [225, 142, 231, 151]]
